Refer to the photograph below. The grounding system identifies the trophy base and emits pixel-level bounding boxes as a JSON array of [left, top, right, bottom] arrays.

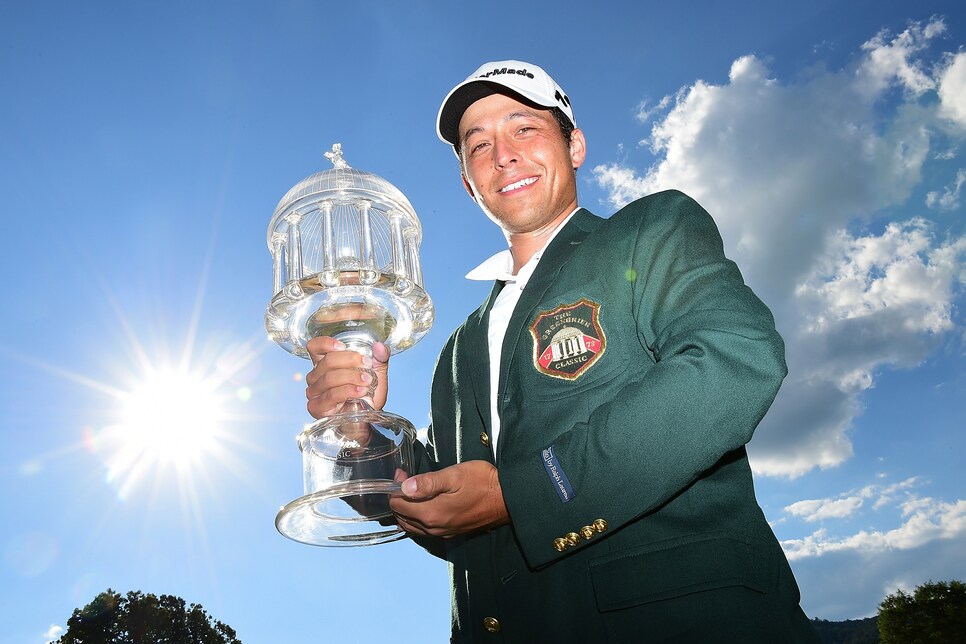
[[275, 478, 408, 547]]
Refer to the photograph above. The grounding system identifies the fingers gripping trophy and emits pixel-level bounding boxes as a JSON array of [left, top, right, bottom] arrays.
[[266, 144, 434, 546]]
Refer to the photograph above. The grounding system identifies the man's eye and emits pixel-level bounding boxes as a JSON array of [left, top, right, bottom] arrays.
[[471, 142, 488, 153]]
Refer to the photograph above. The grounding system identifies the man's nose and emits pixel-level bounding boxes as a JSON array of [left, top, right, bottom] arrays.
[[492, 137, 519, 168]]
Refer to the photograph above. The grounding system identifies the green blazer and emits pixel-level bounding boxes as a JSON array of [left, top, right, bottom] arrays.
[[415, 191, 820, 643]]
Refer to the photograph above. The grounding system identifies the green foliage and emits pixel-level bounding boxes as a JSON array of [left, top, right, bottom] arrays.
[[811, 616, 879, 643], [877, 579, 966, 643], [56, 588, 241, 644]]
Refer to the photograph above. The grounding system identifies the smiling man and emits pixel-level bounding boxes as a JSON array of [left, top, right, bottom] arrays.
[[306, 60, 820, 642]]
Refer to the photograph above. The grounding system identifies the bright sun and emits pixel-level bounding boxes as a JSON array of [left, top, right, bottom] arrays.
[[102, 366, 231, 496], [119, 369, 224, 464], [38, 248, 262, 505]]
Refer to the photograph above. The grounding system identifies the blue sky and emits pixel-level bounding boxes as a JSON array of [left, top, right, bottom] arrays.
[[2, 1, 964, 642]]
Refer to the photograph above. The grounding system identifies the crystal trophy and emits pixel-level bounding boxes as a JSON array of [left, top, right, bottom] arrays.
[[266, 144, 434, 546]]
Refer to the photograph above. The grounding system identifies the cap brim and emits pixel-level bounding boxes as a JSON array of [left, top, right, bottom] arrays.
[[437, 81, 505, 146], [437, 81, 562, 147]]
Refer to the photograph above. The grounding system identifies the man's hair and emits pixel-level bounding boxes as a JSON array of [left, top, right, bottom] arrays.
[[549, 107, 576, 146], [456, 105, 575, 167]]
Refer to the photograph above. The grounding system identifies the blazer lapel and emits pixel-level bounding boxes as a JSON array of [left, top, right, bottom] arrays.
[[462, 279, 505, 434], [495, 209, 603, 459]]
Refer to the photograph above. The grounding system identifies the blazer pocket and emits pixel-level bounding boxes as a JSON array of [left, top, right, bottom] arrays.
[[589, 533, 768, 612], [525, 352, 627, 402]]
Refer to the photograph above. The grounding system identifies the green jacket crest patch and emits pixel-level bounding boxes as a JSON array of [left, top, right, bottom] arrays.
[[530, 298, 606, 380]]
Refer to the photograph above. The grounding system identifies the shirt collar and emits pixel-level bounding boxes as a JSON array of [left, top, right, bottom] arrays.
[[465, 207, 580, 283]]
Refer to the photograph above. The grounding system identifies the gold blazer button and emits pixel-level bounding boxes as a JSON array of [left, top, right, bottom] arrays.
[[580, 525, 595, 540], [479, 432, 489, 446], [553, 537, 568, 552], [483, 616, 501, 633], [565, 532, 580, 547], [593, 518, 608, 533]]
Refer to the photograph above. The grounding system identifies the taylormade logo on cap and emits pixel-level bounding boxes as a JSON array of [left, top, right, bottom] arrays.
[[476, 66, 535, 80], [436, 59, 576, 146]]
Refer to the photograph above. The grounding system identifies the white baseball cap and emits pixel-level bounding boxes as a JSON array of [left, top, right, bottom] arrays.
[[436, 60, 576, 146]]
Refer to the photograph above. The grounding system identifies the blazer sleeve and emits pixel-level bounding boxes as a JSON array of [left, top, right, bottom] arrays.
[[498, 191, 788, 568], [406, 438, 448, 559], [404, 331, 457, 561]]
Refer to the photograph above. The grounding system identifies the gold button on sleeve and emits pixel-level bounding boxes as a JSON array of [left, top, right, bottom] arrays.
[[580, 525, 595, 540], [483, 616, 501, 633], [479, 432, 489, 446], [565, 532, 580, 546], [593, 518, 608, 533], [553, 537, 568, 552]]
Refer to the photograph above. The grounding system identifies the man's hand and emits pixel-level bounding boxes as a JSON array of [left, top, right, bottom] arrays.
[[304, 337, 390, 418], [390, 461, 510, 538]]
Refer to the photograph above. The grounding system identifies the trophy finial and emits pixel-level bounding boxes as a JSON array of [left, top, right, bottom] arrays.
[[324, 143, 349, 169]]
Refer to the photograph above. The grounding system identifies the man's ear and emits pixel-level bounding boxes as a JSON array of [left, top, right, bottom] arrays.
[[461, 173, 479, 202], [569, 128, 587, 170]]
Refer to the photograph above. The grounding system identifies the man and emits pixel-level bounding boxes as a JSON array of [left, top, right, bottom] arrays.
[[306, 60, 820, 642]]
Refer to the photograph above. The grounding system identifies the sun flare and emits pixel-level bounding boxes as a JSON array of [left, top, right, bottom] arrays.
[[100, 363, 236, 498], [117, 369, 225, 466]]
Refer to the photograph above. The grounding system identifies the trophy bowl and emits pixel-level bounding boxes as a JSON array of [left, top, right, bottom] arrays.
[[266, 144, 433, 546]]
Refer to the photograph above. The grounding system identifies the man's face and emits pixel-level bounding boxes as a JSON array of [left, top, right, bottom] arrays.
[[457, 92, 586, 236]]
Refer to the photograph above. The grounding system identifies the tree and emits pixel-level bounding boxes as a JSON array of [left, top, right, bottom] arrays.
[[810, 616, 879, 643], [56, 588, 241, 644], [877, 579, 966, 643]]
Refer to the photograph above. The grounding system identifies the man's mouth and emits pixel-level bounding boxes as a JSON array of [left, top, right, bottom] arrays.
[[499, 177, 537, 193]]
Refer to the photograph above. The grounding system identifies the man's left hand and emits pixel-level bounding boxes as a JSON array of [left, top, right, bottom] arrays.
[[390, 461, 509, 537]]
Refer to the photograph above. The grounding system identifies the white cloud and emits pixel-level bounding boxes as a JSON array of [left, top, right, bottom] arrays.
[[783, 477, 921, 522], [796, 219, 964, 337], [777, 479, 965, 619], [938, 52, 966, 129], [592, 18, 966, 477], [873, 477, 922, 510], [792, 536, 965, 620], [44, 624, 64, 643], [855, 21, 942, 98], [926, 168, 966, 210], [416, 425, 430, 445], [635, 93, 675, 124], [595, 51, 937, 302], [782, 497, 966, 561], [786, 496, 865, 522]]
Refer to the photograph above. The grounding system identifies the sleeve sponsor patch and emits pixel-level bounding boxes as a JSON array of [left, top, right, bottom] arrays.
[[542, 445, 575, 503], [529, 298, 606, 380]]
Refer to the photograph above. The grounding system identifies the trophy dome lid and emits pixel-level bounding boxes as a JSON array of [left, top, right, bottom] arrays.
[[267, 143, 420, 248]]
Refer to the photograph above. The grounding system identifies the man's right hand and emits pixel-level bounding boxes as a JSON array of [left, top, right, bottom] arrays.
[[304, 337, 391, 419]]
